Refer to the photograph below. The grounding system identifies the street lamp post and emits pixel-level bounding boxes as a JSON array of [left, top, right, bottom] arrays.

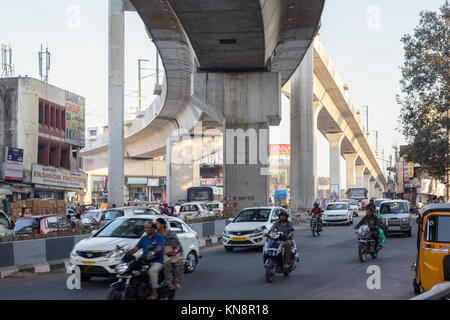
[[138, 58, 150, 113]]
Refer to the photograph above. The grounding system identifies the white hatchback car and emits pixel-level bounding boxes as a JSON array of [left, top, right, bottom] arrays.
[[340, 199, 359, 217], [222, 207, 288, 251], [323, 202, 353, 225], [69, 215, 200, 281], [178, 202, 214, 220]]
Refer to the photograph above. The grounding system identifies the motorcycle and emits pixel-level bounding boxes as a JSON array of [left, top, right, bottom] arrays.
[[263, 231, 299, 283], [356, 225, 380, 262], [106, 248, 175, 300], [311, 215, 323, 237]]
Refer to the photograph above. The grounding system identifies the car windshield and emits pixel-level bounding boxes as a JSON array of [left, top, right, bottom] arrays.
[[380, 202, 409, 214], [129, 209, 146, 215], [14, 218, 40, 233], [104, 210, 123, 220], [234, 209, 271, 222], [375, 199, 388, 207], [326, 204, 347, 210], [95, 218, 149, 238], [81, 211, 100, 219]]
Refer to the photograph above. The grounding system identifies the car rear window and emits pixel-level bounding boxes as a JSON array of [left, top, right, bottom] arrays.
[[326, 204, 347, 210]]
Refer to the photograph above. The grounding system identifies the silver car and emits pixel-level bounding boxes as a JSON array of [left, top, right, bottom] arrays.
[[379, 200, 412, 237]]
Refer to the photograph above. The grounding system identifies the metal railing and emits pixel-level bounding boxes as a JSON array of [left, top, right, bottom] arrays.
[[410, 282, 450, 300]]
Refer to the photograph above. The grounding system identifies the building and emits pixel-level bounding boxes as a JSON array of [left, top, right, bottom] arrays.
[[0, 77, 87, 212]]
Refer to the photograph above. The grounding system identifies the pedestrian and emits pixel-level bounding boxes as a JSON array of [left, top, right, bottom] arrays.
[[161, 203, 170, 216]]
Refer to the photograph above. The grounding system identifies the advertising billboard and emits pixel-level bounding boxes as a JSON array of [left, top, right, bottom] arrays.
[[32, 164, 87, 189], [65, 91, 85, 147], [4, 147, 24, 181], [330, 184, 339, 200]]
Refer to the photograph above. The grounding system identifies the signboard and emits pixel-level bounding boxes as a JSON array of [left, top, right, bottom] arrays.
[[270, 144, 290, 156], [346, 187, 367, 199], [330, 184, 339, 200], [32, 164, 87, 189], [148, 178, 159, 187], [200, 178, 223, 186], [274, 190, 288, 200], [65, 91, 85, 147], [127, 177, 148, 185], [4, 147, 23, 181]]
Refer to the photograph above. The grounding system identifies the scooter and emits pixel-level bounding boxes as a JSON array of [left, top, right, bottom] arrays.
[[263, 231, 299, 283], [106, 250, 175, 300]]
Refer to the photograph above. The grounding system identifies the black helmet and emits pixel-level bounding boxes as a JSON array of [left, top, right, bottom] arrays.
[[278, 210, 289, 218], [314, 202, 319, 206]]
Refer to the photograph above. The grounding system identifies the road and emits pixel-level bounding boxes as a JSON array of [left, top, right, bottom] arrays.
[[0, 214, 418, 300]]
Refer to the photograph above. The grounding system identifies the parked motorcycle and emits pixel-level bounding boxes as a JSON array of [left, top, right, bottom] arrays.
[[263, 231, 299, 283], [356, 225, 380, 262], [311, 215, 322, 237], [106, 248, 175, 300]]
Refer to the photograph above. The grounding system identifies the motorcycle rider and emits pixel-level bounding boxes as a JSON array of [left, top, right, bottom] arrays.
[[309, 202, 323, 229], [126, 221, 165, 300], [267, 211, 295, 271], [354, 207, 381, 251]]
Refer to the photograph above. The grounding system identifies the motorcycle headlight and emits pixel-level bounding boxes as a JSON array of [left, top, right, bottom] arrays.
[[115, 262, 130, 274]]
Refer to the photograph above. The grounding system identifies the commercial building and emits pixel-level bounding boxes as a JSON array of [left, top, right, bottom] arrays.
[[0, 77, 87, 212]]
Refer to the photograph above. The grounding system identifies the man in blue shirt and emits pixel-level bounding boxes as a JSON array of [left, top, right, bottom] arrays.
[[127, 221, 165, 299]]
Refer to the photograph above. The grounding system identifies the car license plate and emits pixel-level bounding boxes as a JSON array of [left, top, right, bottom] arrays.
[[232, 237, 247, 241], [186, 214, 193, 216], [390, 226, 401, 231], [82, 261, 95, 265]]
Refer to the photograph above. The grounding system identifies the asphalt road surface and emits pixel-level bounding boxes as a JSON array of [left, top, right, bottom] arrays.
[[0, 214, 419, 300]]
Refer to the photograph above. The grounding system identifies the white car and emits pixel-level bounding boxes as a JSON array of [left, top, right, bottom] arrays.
[[323, 202, 353, 225], [222, 207, 288, 251], [379, 200, 412, 237], [374, 198, 390, 213], [178, 202, 214, 220], [69, 215, 200, 281], [206, 202, 223, 215], [340, 199, 359, 217]]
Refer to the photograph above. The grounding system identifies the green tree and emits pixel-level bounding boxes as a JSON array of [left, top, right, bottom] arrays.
[[396, 1, 450, 198]]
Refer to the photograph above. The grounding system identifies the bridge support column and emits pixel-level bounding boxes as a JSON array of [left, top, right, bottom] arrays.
[[192, 71, 281, 216], [363, 172, 371, 197], [290, 45, 318, 218], [369, 179, 377, 200], [355, 164, 365, 187], [343, 153, 358, 189], [107, 0, 125, 207], [326, 132, 344, 200], [166, 134, 202, 204]]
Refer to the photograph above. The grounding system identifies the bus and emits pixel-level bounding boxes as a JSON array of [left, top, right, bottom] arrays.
[[187, 186, 223, 202]]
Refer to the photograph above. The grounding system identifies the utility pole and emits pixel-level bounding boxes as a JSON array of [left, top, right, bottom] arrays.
[[1, 44, 14, 78], [138, 59, 149, 113]]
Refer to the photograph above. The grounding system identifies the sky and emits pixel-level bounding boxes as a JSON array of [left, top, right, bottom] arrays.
[[0, 0, 445, 188]]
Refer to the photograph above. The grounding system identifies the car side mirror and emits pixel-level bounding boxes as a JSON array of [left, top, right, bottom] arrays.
[[228, 218, 234, 223], [91, 230, 97, 235]]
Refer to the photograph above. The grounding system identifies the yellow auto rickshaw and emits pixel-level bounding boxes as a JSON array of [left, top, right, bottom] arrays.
[[412, 203, 450, 294]]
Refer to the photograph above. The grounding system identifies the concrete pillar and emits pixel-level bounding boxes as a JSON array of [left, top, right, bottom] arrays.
[[290, 45, 317, 216], [355, 164, 365, 187], [107, 0, 125, 207], [363, 172, 371, 196], [326, 132, 344, 200], [166, 135, 201, 204], [343, 153, 358, 188], [191, 71, 281, 216], [369, 179, 377, 199]]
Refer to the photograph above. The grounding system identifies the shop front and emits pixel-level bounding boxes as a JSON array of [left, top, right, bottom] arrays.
[[128, 177, 149, 202], [31, 164, 87, 200]]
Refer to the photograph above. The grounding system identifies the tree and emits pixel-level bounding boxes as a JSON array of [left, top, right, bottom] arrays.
[[396, 1, 450, 199]]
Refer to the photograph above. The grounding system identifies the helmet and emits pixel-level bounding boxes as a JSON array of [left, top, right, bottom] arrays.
[[314, 202, 319, 206], [278, 210, 289, 218]]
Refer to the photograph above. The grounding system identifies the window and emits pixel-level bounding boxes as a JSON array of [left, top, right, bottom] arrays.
[[95, 218, 149, 239], [39, 101, 43, 124], [380, 202, 409, 214], [104, 210, 124, 220], [46, 217, 59, 229], [234, 209, 271, 222], [169, 220, 184, 233], [58, 217, 71, 230], [326, 204, 347, 210], [424, 215, 450, 243]]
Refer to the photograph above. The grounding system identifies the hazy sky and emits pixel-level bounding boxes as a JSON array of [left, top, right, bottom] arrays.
[[0, 0, 445, 188]]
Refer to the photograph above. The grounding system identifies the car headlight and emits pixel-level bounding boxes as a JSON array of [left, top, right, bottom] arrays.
[[70, 249, 77, 258], [253, 226, 266, 234], [402, 218, 410, 223], [223, 229, 230, 236], [106, 245, 132, 259]]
